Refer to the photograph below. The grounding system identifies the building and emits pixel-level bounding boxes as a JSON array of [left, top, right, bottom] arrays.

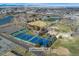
[[47, 26, 59, 36], [27, 20, 48, 31]]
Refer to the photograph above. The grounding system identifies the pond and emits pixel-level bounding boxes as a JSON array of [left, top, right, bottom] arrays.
[[0, 16, 13, 25]]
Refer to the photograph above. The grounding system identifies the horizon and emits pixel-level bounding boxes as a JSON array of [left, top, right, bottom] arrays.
[[0, 3, 79, 7]]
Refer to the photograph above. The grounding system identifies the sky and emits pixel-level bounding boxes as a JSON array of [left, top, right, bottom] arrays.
[[0, 3, 79, 7]]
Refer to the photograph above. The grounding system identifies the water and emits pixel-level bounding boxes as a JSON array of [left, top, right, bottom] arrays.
[[0, 16, 13, 25]]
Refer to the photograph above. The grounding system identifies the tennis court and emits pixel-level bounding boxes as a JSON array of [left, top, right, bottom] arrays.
[[11, 30, 50, 47]]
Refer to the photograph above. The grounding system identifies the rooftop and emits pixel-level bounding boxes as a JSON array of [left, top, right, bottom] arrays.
[[28, 20, 47, 28]]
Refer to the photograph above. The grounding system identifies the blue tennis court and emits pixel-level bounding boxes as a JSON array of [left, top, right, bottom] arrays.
[[12, 32, 50, 47], [30, 37, 40, 43], [15, 33, 33, 41], [30, 37, 49, 46]]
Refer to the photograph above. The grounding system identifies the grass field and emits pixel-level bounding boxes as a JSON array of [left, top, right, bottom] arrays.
[[51, 36, 79, 56]]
